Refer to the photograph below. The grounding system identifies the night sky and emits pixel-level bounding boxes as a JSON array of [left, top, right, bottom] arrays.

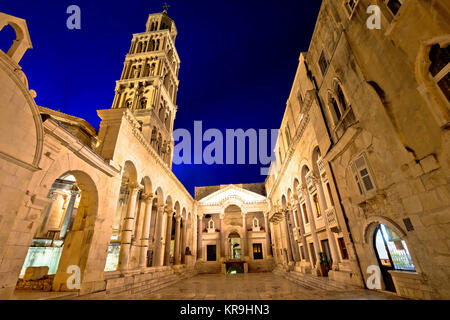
[[0, 1, 321, 196]]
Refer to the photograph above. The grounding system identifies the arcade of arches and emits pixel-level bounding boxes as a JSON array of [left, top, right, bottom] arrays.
[[1, 0, 450, 301]]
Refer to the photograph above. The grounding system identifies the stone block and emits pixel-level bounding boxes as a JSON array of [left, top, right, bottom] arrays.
[[23, 266, 49, 281], [420, 155, 440, 174]]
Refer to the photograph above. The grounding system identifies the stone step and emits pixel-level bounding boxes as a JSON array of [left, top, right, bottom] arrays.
[[273, 267, 354, 292]]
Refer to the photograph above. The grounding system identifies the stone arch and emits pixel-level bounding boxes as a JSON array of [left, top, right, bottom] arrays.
[[287, 188, 293, 204], [300, 164, 311, 186], [221, 198, 244, 213], [48, 170, 98, 291], [141, 176, 152, 195], [0, 13, 33, 64], [154, 187, 164, 205], [293, 177, 301, 197], [226, 228, 242, 240], [362, 215, 422, 274], [311, 146, 322, 177], [165, 194, 173, 209], [122, 160, 138, 184], [280, 194, 287, 209]]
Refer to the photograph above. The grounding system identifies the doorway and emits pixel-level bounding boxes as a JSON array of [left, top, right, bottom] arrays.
[[228, 232, 241, 260], [206, 245, 217, 261], [321, 239, 333, 270], [373, 224, 415, 292]]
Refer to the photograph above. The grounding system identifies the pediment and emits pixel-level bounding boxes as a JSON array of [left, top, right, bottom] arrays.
[[198, 184, 267, 207]]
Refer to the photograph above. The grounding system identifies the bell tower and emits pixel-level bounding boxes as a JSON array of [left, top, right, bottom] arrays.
[[111, 8, 180, 167]]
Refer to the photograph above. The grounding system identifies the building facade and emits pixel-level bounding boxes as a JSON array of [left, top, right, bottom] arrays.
[[0, 0, 449, 300], [265, 0, 450, 299]]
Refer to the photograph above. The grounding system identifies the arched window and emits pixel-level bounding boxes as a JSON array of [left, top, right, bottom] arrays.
[[285, 127, 291, 147], [136, 42, 142, 54], [374, 224, 415, 272], [126, 100, 132, 109], [337, 85, 348, 111], [151, 127, 157, 147], [429, 43, 450, 102], [150, 63, 156, 76], [330, 97, 342, 123], [139, 98, 147, 110], [156, 39, 160, 51]]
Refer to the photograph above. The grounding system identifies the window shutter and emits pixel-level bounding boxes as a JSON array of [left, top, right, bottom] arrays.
[[352, 154, 375, 194]]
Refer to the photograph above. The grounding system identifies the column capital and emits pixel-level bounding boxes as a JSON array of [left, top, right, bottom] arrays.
[[299, 184, 308, 193], [165, 207, 174, 216], [311, 174, 322, 185], [142, 193, 154, 202], [128, 182, 141, 193]]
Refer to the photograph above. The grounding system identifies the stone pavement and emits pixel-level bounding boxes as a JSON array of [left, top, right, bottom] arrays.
[[94, 273, 405, 300]]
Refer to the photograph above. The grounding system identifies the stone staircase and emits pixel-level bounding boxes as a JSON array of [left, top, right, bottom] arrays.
[[72, 265, 197, 299], [273, 266, 358, 291]]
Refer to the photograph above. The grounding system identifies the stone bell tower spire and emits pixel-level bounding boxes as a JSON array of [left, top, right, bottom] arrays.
[[110, 9, 180, 168]]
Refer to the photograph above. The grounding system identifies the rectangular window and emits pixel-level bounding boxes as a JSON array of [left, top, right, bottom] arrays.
[[318, 50, 329, 76], [253, 243, 263, 260], [299, 245, 305, 260], [351, 154, 376, 195], [301, 203, 309, 224], [338, 238, 349, 260], [206, 245, 217, 261]]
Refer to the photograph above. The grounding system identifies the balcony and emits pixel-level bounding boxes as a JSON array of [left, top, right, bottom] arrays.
[[325, 207, 339, 232], [305, 171, 315, 191], [334, 107, 357, 141], [317, 157, 325, 176]]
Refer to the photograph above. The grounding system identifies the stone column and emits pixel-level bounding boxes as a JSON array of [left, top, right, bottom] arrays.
[[314, 177, 340, 269], [301, 185, 321, 268], [174, 215, 182, 265], [118, 183, 140, 271], [264, 212, 272, 257], [280, 212, 293, 263], [153, 204, 165, 266], [59, 188, 79, 239], [286, 208, 301, 262], [181, 218, 187, 264], [164, 209, 174, 266], [139, 193, 154, 268], [220, 214, 226, 259], [294, 198, 310, 262], [197, 215, 203, 260], [241, 212, 248, 258]]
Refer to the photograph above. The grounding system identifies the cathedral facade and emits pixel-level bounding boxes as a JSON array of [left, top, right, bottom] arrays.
[[0, 0, 449, 300]]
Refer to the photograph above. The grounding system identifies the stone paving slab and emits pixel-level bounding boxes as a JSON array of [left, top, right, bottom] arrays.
[[102, 273, 405, 300]]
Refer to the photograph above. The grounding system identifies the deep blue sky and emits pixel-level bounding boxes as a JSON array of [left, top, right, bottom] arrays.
[[0, 1, 321, 196]]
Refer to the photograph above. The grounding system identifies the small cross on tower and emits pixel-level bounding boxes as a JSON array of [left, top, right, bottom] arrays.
[[163, 2, 170, 13]]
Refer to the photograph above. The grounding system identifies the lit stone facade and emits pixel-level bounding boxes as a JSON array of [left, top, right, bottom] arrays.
[[0, 11, 196, 299], [0, 0, 449, 301], [265, 0, 450, 300], [194, 184, 274, 274]]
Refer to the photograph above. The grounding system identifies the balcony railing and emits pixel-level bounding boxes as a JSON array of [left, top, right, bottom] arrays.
[[317, 157, 325, 175], [325, 207, 339, 232], [305, 171, 315, 191]]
